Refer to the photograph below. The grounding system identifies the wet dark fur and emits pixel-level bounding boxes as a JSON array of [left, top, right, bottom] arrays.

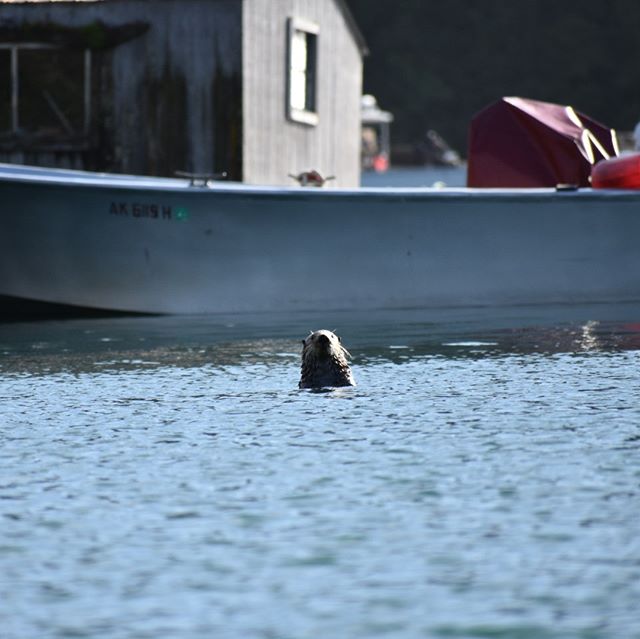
[[299, 330, 355, 389]]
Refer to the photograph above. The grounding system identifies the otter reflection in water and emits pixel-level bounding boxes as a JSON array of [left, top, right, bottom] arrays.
[[299, 330, 356, 389]]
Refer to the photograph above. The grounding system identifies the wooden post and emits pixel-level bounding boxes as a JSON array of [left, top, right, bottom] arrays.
[[10, 46, 18, 133], [84, 48, 91, 135]]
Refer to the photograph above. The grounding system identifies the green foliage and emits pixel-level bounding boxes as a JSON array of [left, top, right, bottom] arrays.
[[347, 0, 640, 153], [79, 21, 108, 49], [0, 19, 149, 51]]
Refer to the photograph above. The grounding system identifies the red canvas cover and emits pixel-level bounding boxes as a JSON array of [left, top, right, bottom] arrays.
[[467, 97, 618, 187]]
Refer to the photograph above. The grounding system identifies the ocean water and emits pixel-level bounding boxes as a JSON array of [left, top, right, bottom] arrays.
[[1, 305, 639, 639], [361, 165, 467, 188]]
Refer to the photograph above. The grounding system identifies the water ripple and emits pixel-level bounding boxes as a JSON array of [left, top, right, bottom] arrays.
[[1, 311, 639, 638]]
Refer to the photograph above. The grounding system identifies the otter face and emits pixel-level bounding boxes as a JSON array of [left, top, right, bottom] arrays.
[[299, 329, 355, 389], [301, 329, 348, 360]]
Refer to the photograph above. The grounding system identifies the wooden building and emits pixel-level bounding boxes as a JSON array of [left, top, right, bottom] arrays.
[[0, 0, 366, 186]]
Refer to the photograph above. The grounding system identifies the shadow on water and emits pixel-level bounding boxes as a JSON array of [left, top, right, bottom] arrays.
[[0, 294, 152, 323], [1, 302, 640, 375]]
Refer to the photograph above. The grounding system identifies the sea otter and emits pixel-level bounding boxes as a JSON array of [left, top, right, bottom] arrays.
[[299, 329, 356, 389]]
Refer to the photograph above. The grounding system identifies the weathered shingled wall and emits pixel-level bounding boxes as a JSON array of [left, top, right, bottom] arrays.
[[243, 0, 363, 187], [0, 0, 243, 178]]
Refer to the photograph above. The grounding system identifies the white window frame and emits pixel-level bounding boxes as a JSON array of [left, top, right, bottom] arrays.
[[286, 17, 319, 126]]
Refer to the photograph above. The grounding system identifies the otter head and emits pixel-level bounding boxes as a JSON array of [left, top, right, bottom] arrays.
[[302, 329, 347, 360], [299, 329, 355, 389]]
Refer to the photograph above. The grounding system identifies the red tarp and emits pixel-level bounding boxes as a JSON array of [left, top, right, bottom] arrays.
[[467, 97, 619, 188]]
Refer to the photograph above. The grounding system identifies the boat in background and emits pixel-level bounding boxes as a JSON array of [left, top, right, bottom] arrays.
[[361, 94, 393, 173], [467, 97, 618, 188], [591, 152, 640, 189], [2, 159, 640, 317]]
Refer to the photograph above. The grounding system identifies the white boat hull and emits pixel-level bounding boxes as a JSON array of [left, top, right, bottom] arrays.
[[1, 164, 640, 315]]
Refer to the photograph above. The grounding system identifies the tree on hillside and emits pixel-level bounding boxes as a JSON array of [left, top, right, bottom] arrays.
[[347, 0, 640, 155]]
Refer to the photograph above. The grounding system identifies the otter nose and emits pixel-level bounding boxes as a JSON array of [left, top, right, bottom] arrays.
[[317, 334, 330, 347]]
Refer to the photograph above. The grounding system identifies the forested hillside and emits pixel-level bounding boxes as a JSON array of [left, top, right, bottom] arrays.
[[346, 0, 640, 156]]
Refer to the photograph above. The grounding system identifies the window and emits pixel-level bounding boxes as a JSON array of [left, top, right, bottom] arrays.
[[287, 18, 318, 126], [0, 44, 91, 142]]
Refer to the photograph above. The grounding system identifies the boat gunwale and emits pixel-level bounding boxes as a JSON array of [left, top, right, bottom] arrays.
[[2, 164, 640, 203]]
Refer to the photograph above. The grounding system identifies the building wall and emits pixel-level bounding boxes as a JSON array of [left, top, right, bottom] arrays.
[[0, 0, 243, 177], [242, 0, 363, 187]]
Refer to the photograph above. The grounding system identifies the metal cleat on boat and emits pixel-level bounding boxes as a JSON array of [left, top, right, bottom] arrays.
[[175, 171, 228, 187]]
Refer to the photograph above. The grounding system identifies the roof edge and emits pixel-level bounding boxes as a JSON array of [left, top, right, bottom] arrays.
[[335, 0, 368, 56]]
